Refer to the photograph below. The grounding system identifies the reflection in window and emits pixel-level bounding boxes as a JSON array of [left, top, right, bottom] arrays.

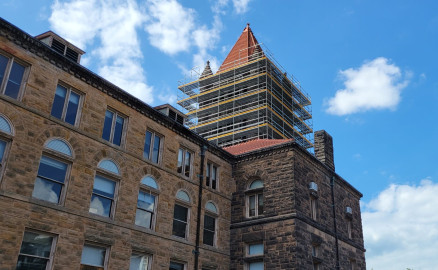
[[80, 244, 106, 270], [135, 191, 155, 229], [130, 254, 150, 270], [247, 180, 264, 217], [0, 53, 26, 100], [143, 131, 161, 163], [51, 84, 81, 126], [206, 163, 218, 189], [102, 109, 125, 146], [32, 156, 68, 204], [169, 261, 185, 270], [89, 175, 116, 217], [172, 204, 188, 238], [203, 215, 215, 246], [16, 231, 55, 270], [177, 148, 191, 178]]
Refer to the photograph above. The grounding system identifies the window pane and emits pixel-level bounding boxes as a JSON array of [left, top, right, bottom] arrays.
[[16, 255, 49, 270], [184, 152, 191, 177], [169, 262, 184, 270], [102, 110, 114, 141], [138, 192, 155, 211], [141, 176, 158, 189], [249, 243, 263, 255], [112, 115, 124, 146], [32, 177, 62, 203], [65, 91, 80, 125], [176, 190, 190, 202], [212, 166, 217, 189], [50, 85, 67, 119], [152, 134, 160, 163], [19, 231, 53, 258], [130, 254, 149, 270], [38, 156, 67, 183], [204, 215, 215, 231], [249, 195, 256, 217], [205, 202, 217, 213], [249, 261, 264, 270], [135, 208, 152, 228], [93, 175, 115, 198], [81, 245, 105, 267], [258, 194, 264, 214], [203, 229, 214, 246], [249, 180, 263, 189], [143, 131, 152, 159], [4, 61, 25, 99], [46, 139, 72, 156], [0, 54, 8, 85], [89, 194, 112, 217], [0, 115, 12, 134], [177, 149, 183, 173], [172, 219, 187, 238], [173, 204, 188, 221], [206, 164, 210, 186], [0, 139, 6, 163], [98, 160, 120, 175]]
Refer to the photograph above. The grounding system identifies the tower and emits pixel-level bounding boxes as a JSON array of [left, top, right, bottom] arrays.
[[177, 24, 313, 149]]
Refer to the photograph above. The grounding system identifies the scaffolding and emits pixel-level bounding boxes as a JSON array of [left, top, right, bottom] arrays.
[[177, 44, 313, 149]]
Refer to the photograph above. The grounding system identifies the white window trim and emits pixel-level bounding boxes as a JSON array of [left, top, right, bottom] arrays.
[[0, 51, 29, 100], [169, 260, 187, 270], [51, 82, 84, 126], [90, 170, 119, 219], [206, 162, 219, 190], [81, 242, 110, 270], [18, 229, 57, 270], [245, 185, 264, 218], [177, 148, 193, 178], [173, 195, 191, 240], [143, 130, 163, 164], [130, 251, 152, 270], [103, 108, 127, 147], [136, 181, 159, 231]]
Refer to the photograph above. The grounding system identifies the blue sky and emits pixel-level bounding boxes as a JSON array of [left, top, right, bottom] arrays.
[[2, 0, 438, 268]]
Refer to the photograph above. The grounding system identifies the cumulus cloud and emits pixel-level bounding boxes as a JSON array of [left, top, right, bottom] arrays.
[[232, 0, 252, 14], [326, 57, 409, 115], [49, 0, 154, 103], [362, 179, 438, 270]]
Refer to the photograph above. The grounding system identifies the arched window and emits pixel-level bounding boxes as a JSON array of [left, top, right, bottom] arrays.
[[32, 138, 73, 204], [247, 179, 264, 217], [135, 176, 159, 229], [89, 159, 120, 218], [173, 190, 191, 238], [203, 202, 218, 246], [0, 114, 13, 180]]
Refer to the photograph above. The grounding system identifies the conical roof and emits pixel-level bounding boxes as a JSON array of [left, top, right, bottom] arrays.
[[200, 61, 213, 78], [218, 24, 262, 72]]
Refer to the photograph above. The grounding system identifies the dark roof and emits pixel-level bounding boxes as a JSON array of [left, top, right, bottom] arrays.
[[223, 139, 294, 155]]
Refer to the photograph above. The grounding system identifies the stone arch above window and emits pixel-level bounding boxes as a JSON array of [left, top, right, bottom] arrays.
[[98, 159, 120, 175], [176, 190, 190, 202], [45, 138, 73, 157], [141, 175, 159, 190], [206, 202, 218, 214], [0, 114, 13, 135], [249, 179, 263, 189]]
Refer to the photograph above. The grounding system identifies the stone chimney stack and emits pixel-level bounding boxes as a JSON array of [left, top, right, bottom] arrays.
[[314, 130, 335, 171]]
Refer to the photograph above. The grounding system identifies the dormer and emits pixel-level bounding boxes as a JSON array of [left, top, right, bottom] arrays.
[[35, 31, 85, 64], [154, 104, 186, 125]]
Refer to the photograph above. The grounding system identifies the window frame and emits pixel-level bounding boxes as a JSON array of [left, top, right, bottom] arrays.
[[80, 242, 109, 270], [101, 108, 127, 147], [206, 162, 219, 190], [202, 204, 218, 247], [0, 51, 29, 100], [245, 180, 264, 218], [50, 82, 84, 126], [310, 195, 318, 221], [0, 115, 13, 182], [129, 251, 152, 270], [16, 229, 57, 270], [135, 176, 159, 230], [143, 130, 163, 164], [89, 165, 120, 219], [177, 148, 193, 178], [245, 243, 264, 270], [169, 260, 186, 270], [172, 190, 191, 239]]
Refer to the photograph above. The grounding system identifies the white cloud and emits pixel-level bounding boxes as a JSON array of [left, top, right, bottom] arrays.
[[326, 57, 409, 115], [362, 179, 438, 270], [232, 0, 252, 14], [49, 0, 154, 103]]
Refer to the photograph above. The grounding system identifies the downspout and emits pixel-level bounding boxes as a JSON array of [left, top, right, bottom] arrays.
[[194, 145, 207, 270], [331, 176, 340, 269]]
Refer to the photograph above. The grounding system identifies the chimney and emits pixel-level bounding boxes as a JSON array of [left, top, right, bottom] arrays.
[[314, 130, 335, 171]]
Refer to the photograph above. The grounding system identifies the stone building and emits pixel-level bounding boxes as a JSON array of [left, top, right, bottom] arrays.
[[0, 17, 365, 270]]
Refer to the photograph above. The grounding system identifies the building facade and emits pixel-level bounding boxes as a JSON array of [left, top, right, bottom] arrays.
[[0, 18, 365, 270]]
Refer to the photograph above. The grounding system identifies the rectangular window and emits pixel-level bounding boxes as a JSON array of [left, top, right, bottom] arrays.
[[248, 261, 264, 270], [310, 197, 317, 220], [248, 193, 263, 217], [135, 191, 156, 229], [80, 244, 107, 270], [130, 254, 150, 270], [206, 163, 218, 189], [0, 53, 26, 100], [169, 261, 185, 270], [102, 109, 125, 146], [172, 204, 188, 238], [16, 231, 55, 270], [32, 156, 68, 204], [0, 139, 7, 176], [89, 175, 116, 217], [203, 215, 215, 246], [248, 243, 263, 256], [50, 84, 82, 126], [177, 148, 191, 178], [143, 131, 161, 163]]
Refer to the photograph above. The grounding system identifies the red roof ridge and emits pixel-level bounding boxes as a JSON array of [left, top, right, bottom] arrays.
[[223, 138, 294, 155]]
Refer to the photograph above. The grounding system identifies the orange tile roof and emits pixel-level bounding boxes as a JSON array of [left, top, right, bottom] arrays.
[[218, 24, 262, 72], [223, 139, 294, 155]]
